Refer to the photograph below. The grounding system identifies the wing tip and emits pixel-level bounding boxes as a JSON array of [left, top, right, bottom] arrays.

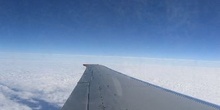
[[83, 64, 100, 67], [83, 64, 88, 67]]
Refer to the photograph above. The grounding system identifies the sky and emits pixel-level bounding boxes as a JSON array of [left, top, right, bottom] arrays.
[[0, 0, 220, 60], [1, 1, 220, 109]]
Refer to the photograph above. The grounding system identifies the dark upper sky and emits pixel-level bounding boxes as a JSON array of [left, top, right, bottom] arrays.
[[0, 0, 220, 60]]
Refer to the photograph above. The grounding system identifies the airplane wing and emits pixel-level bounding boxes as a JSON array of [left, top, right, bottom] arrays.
[[61, 64, 220, 110]]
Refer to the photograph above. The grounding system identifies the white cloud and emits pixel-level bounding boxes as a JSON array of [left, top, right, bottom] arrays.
[[0, 53, 220, 109], [0, 85, 31, 110]]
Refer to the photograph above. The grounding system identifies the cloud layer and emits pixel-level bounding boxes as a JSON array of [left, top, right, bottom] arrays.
[[0, 53, 220, 109]]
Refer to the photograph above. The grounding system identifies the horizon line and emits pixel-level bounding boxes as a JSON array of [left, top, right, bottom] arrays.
[[1, 52, 220, 63]]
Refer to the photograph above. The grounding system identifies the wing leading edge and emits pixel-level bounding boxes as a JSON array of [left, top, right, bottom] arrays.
[[61, 64, 220, 110]]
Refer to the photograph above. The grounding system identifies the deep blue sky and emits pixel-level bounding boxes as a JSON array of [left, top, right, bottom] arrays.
[[0, 0, 220, 60]]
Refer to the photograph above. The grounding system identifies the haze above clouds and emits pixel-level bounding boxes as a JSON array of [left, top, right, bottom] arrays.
[[0, 53, 220, 109]]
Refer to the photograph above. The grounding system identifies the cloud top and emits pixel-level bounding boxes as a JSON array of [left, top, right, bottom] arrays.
[[0, 53, 220, 109]]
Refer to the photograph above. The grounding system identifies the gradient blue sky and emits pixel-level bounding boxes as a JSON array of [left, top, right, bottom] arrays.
[[0, 0, 220, 60]]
